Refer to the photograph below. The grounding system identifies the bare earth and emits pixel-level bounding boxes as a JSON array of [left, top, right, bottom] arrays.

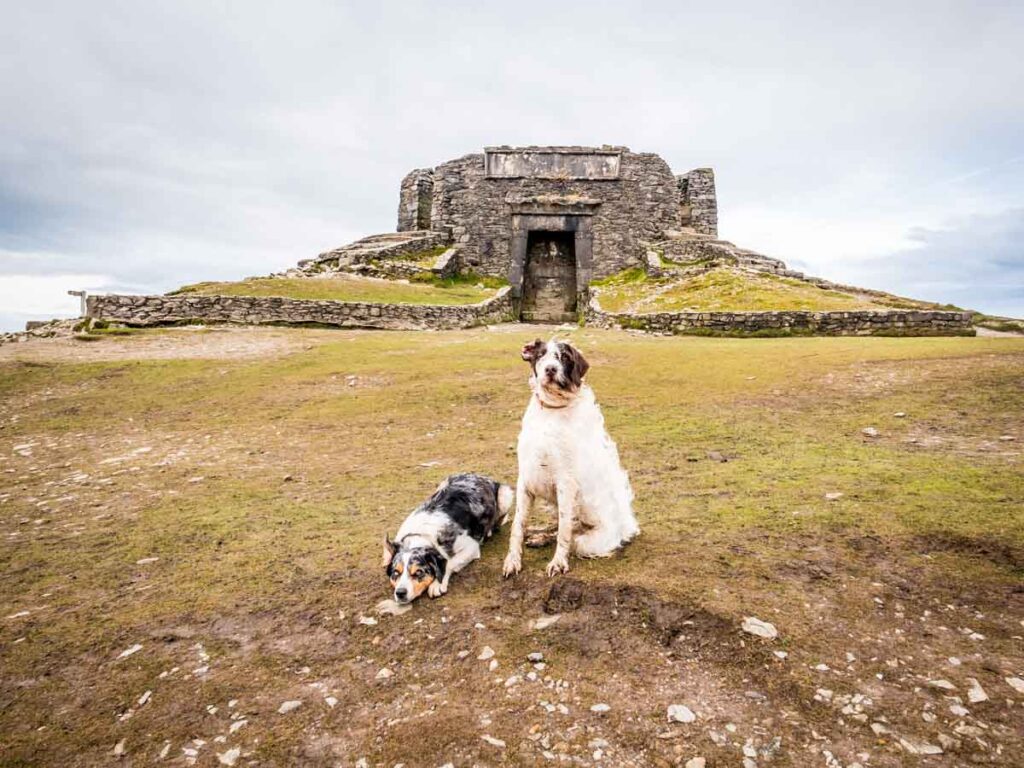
[[1, 325, 1022, 767]]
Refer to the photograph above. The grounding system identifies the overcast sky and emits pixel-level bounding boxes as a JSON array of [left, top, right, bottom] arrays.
[[2, 0, 1022, 330]]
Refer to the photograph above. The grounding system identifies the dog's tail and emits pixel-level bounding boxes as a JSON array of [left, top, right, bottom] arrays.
[[496, 483, 515, 525]]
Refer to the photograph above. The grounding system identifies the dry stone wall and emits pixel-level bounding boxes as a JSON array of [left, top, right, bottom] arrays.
[[586, 296, 973, 337], [87, 288, 514, 331], [428, 148, 679, 280], [676, 168, 718, 236]]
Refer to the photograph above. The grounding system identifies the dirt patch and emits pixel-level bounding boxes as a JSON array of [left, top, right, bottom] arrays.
[[913, 532, 1024, 571]]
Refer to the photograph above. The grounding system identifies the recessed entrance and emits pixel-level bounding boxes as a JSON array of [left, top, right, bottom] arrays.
[[521, 231, 577, 323]]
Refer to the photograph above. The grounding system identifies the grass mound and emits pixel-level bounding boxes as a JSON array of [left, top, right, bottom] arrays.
[[172, 273, 499, 306], [592, 266, 940, 314]]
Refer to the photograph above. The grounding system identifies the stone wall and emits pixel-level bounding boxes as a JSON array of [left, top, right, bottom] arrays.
[[677, 168, 718, 236], [87, 288, 514, 331], [586, 296, 974, 336], [427, 147, 680, 280], [397, 169, 434, 232]]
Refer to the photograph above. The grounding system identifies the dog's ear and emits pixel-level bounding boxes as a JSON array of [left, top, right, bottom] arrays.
[[521, 338, 546, 365], [563, 343, 590, 388], [423, 548, 447, 583], [381, 534, 397, 569]]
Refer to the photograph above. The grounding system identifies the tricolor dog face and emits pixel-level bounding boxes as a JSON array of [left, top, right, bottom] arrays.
[[521, 338, 590, 398], [382, 537, 446, 604]]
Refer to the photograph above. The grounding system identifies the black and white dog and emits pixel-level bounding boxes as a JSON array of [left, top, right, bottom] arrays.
[[383, 473, 513, 603], [503, 338, 639, 578]]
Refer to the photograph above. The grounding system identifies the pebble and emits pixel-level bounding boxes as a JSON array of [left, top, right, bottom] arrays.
[[824, 492, 843, 501], [590, 703, 611, 713], [862, 427, 879, 437], [527, 652, 544, 662], [358, 615, 378, 626], [116, 644, 143, 660], [457, 650, 470, 659], [376, 599, 411, 616], [966, 678, 989, 703], [113, 739, 126, 757], [218, 747, 240, 766], [667, 704, 696, 723], [898, 737, 942, 755], [478, 646, 495, 661], [137, 690, 152, 706], [376, 668, 393, 680], [531, 614, 562, 630], [488, 659, 498, 672], [325, 696, 338, 708], [277, 700, 302, 714], [741, 616, 778, 639], [773, 650, 788, 659], [927, 679, 956, 690], [229, 719, 248, 733], [481, 735, 506, 748], [136, 557, 159, 565], [1005, 676, 1024, 694], [685, 759, 706, 768]]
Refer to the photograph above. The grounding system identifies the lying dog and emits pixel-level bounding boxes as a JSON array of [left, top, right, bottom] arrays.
[[383, 473, 513, 603], [503, 338, 639, 577]]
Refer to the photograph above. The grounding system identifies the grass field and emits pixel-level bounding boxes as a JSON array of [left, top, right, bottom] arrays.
[[173, 274, 500, 305], [593, 267, 942, 314], [1, 326, 1022, 766]]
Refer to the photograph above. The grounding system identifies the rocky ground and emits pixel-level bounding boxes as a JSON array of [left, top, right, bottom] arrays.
[[1, 325, 1022, 766]]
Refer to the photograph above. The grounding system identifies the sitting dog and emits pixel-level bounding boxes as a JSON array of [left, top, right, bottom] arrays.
[[383, 473, 513, 603], [503, 338, 639, 577]]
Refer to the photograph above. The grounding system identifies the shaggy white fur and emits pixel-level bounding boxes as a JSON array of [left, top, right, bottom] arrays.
[[503, 339, 639, 577]]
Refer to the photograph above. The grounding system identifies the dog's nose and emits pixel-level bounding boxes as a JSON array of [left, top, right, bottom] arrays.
[[394, 587, 408, 601], [545, 364, 557, 376]]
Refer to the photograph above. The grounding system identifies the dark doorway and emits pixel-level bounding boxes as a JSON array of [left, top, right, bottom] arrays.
[[521, 231, 577, 323]]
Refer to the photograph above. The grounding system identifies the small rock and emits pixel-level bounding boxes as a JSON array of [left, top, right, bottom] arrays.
[[1005, 676, 1024, 694], [685, 759, 706, 768], [949, 703, 969, 717], [667, 704, 696, 723], [325, 696, 338, 708], [894, 412, 907, 418], [376, 599, 412, 616], [998, 435, 1016, 441], [375, 667, 393, 680], [277, 700, 302, 714], [706, 450, 727, 462], [966, 677, 989, 703], [116, 644, 143, 660], [488, 659, 498, 672], [927, 679, 956, 690], [741, 616, 778, 639], [590, 703, 611, 713], [478, 646, 495, 661], [531, 614, 562, 630], [527, 652, 544, 662], [481, 735, 506, 748], [773, 650, 788, 659], [229, 719, 248, 734], [137, 690, 152, 706], [457, 650, 470, 659], [358, 615, 378, 626], [113, 739, 126, 757], [862, 427, 879, 438], [899, 737, 942, 755], [824, 492, 843, 501], [218, 747, 241, 766], [136, 557, 159, 565]]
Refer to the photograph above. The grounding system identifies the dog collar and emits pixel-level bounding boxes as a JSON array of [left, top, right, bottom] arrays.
[[535, 393, 570, 410]]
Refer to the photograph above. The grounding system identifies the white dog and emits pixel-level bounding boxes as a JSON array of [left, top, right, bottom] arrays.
[[503, 338, 639, 577]]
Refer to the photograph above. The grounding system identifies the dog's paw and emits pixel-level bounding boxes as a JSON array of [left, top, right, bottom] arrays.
[[428, 580, 447, 598], [502, 552, 522, 578], [545, 552, 569, 577]]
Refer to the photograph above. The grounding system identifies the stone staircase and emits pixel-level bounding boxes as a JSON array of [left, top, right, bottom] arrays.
[[297, 230, 450, 274], [646, 231, 801, 278]]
